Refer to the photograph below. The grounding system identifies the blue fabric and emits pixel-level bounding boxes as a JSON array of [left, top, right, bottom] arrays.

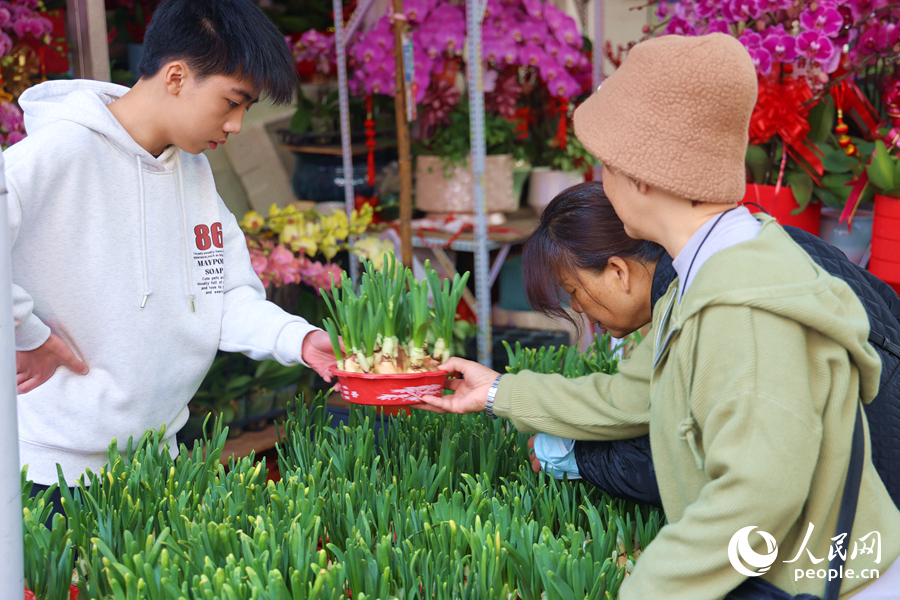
[[532, 433, 582, 479]]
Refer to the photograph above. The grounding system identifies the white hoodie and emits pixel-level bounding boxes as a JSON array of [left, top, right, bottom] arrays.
[[7, 80, 319, 486]]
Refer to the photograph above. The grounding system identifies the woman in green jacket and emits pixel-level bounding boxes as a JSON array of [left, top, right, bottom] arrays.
[[420, 33, 900, 600]]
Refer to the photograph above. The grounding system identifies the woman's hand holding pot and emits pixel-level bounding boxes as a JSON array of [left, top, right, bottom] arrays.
[[417, 357, 501, 415]]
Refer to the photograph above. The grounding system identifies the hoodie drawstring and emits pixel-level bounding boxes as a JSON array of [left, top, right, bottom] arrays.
[[175, 153, 196, 312], [137, 152, 196, 312], [137, 156, 152, 308]]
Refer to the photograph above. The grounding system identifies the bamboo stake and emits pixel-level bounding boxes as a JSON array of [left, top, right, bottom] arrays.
[[391, 0, 413, 268]]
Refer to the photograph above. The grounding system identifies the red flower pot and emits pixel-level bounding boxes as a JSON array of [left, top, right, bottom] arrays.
[[870, 194, 900, 295], [872, 214, 900, 239], [740, 183, 821, 236], [24, 586, 78, 600], [332, 369, 447, 406]]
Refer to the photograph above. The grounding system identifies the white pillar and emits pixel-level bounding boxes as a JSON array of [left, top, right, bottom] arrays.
[[66, 0, 111, 82], [0, 153, 24, 598]]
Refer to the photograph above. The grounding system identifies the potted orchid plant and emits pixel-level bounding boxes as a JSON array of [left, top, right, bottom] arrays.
[[641, 0, 897, 236], [293, 0, 593, 215]]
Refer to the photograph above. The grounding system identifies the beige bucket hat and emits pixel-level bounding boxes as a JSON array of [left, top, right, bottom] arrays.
[[573, 33, 757, 203]]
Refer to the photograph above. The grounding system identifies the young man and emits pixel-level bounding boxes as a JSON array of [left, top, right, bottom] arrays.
[[421, 34, 900, 599], [10, 0, 336, 499]]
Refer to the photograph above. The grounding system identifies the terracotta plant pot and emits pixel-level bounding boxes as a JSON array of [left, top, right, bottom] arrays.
[[332, 369, 447, 406], [741, 183, 821, 236], [870, 194, 900, 295], [414, 154, 516, 214]]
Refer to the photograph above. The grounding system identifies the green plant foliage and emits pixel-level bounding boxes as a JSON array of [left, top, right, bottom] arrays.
[[413, 103, 524, 172], [23, 334, 664, 599]]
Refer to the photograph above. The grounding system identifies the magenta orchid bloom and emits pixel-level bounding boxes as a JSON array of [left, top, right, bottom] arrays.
[[748, 46, 773, 75], [536, 56, 561, 82], [520, 43, 546, 67], [739, 30, 763, 50], [799, 4, 844, 38], [856, 23, 889, 56], [549, 72, 580, 100], [796, 30, 835, 63], [702, 19, 730, 35], [665, 17, 696, 36], [762, 32, 798, 62], [522, 0, 544, 20], [693, 0, 721, 20], [723, 0, 765, 23]]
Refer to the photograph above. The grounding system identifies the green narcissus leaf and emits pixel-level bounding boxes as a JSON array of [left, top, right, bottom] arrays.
[[786, 171, 814, 214]]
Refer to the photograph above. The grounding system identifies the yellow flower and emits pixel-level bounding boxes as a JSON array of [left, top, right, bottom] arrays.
[[287, 221, 321, 257], [349, 204, 374, 235], [268, 203, 285, 233], [319, 233, 339, 261], [279, 223, 300, 247], [353, 235, 395, 270], [239, 210, 265, 234]]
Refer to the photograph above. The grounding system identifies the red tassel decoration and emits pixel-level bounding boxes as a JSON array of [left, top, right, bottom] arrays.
[[365, 94, 376, 187], [554, 97, 567, 150]]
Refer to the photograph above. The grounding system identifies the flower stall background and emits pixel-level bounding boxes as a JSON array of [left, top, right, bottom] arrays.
[[639, 0, 898, 225], [0, 0, 69, 148]]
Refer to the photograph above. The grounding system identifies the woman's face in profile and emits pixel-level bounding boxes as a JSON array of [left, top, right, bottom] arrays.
[[558, 259, 654, 339]]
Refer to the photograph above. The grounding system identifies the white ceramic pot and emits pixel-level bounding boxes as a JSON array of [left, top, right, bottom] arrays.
[[414, 154, 517, 214], [527, 168, 584, 215], [819, 207, 873, 265]]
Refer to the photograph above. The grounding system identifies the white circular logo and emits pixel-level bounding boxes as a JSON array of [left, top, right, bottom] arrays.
[[728, 526, 779, 577]]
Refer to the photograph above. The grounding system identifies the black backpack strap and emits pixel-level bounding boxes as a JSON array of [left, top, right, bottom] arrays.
[[869, 331, 900, 360], [823, 401, 865, 600]]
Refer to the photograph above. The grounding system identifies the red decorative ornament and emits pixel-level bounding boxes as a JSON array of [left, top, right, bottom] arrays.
[[553, 97, 568, 151], [833, 85, 858, 157], [749, 73, 825, 184], [365, 94, 376, 187]]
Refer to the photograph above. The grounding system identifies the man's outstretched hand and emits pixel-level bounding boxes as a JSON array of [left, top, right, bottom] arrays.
[[301, 329, 339, 383], [16, 333, 89, 394], [417, 357, 501, 415]]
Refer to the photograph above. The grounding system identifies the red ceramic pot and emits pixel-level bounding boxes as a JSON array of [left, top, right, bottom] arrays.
[[741, 183, 821, 236], [871, 235, 900, 259], [332, 369, 447, 406], [871, 195, 900, 294], [872, 214, 900, 239]]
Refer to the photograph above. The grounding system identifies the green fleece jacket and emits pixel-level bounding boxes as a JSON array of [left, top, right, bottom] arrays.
[[494, 217, 900, 599]]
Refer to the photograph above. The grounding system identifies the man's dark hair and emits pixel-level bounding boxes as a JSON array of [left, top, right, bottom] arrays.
[[138, 0, 297, 105]]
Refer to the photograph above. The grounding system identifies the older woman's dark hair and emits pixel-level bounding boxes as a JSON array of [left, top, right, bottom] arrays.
[[522, 181, 664, 326]]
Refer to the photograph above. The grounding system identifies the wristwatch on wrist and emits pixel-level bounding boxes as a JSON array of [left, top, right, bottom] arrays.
[[485, 374, 502, 419]]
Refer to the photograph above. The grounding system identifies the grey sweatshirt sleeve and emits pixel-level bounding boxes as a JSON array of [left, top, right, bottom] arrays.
[[7, 175, 51, 351], [217, 211, 320, 365]]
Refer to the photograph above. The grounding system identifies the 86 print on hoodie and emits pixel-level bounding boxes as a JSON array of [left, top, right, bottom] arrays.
[[7, 80, 318, 486]]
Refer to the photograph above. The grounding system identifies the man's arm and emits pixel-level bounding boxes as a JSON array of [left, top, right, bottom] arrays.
[[217, 211, 335, 379]]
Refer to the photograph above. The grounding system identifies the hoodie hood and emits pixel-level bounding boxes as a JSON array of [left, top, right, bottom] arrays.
[[18, 79, 174, 171], [668, 215, 882, 403]]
